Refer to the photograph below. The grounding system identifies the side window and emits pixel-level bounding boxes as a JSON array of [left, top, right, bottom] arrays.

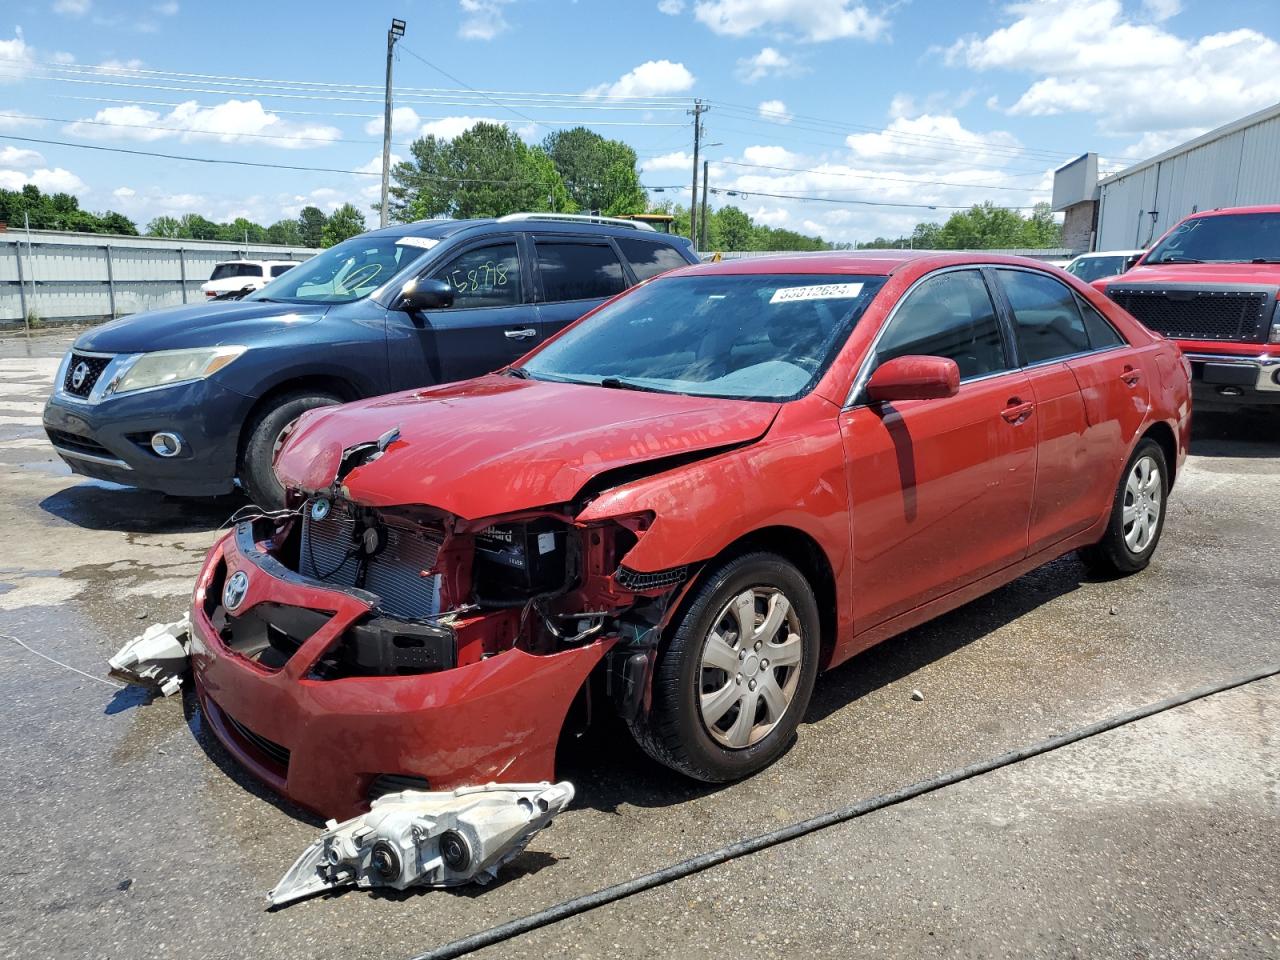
[[430, 243, 521, 308], [876, 270, 1009, 381], [617, 237, 690, 282], [270, 264, 295, 278], [1075, 293, 1126, 349], [536, 241, 627, 302], [996, 269, 1090, 365]]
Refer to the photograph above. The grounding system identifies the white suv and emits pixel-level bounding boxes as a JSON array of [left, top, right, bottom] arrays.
[[201, 260, 300, 300]]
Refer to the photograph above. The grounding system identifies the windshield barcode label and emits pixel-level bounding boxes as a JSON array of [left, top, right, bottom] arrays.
[[770, 283, 864, 304]]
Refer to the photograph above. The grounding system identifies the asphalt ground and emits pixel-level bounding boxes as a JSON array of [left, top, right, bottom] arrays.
[[1, 332, 1276, 960]]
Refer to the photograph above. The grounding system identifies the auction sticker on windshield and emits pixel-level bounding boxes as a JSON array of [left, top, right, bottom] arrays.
[[770, 282, 864, 304]]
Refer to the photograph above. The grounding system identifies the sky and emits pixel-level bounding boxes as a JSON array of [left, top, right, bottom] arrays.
[[1, 0, 1278, 245]]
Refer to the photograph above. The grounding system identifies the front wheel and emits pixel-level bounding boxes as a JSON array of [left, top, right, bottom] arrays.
[[1078, 437, 1169, 577], [627, 552, 821, 782], [239, 390, 341, 509]]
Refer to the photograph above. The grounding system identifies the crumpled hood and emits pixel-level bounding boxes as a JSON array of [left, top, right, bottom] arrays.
[[275, 375, 781, 519], [76, 300, 328, 353], [1098, 261, 1280, 291]]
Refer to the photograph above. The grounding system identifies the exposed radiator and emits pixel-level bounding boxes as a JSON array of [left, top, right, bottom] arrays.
[[299, 502, 443, 620]]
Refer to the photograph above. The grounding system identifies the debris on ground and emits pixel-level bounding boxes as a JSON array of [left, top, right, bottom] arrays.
[[107, 615, 192, 696], [267, 781, 575, 908], [910, 689, 925, 702]]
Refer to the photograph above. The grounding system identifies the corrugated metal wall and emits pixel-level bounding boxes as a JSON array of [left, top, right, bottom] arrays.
[[0, 230, 319, 328], [1096, 109, 1280, 250]]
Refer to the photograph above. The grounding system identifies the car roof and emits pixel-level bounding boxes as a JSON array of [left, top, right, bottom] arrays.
[[1073, 250, 1144, 259], [662, 249, 1070, 278], [357, 215, 693, 245]]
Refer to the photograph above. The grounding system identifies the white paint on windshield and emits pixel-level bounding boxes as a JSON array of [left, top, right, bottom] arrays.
[[769, 282, 864, 304]]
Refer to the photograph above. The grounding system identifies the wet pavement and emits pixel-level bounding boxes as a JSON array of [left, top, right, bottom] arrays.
[[1, 332, 1277, 960]]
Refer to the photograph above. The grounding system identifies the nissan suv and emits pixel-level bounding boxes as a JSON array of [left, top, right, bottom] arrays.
[[43, 213, 698, 506]]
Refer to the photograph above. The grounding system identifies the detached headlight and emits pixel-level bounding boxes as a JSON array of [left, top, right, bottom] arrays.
[[108, 346, 246, 396]]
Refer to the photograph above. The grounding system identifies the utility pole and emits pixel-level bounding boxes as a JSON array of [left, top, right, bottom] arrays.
[[699, 158, 709, 251], [380, 18, 407, 228], [688, 99, 707, 246]]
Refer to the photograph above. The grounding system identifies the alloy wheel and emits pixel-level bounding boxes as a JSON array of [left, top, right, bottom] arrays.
[[1123, 454, 1162, 553]]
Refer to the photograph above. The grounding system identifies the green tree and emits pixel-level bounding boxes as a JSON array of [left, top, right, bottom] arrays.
[[711, 205, 754, 250], [321, 203, 367, 246], [265, 218, 304, 245], [146, 215, 181, 237], [388, 122, 570, 222], [542, 127, 646, 215], [0, 184, 137, 234], [178, 213, 219, 240], [297, 206, 328, 247]]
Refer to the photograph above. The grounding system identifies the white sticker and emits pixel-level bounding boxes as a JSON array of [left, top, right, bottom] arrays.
[[537, 532, 556, 555], [396, 236, 440, 250], [769, 282, 864, 304]]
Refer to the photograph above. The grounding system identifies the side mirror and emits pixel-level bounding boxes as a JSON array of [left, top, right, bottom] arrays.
[[398, 278, 454, 312], [1123, 254, 1142, 271], [866, 355, 960, 403]]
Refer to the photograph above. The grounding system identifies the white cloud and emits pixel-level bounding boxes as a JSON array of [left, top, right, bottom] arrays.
[[694, 0, 886, 42], [112, 186, 135, 198], [363, 105, 422, 138], [65, 99, 342, 149], [420, 115, 502, 140], [586, 60, 695, 99], [642, 151, 693, 172], [0, 167, 86, 193], [735, 46, 800, 83], [846, 113, 1026, 171], [354, 152, 402, 174], [53, 0, 91, 16], [758, 99, 792, 123], [0, 111, 42, 130], [154, 1, 179, 13], [658, 0, 685, 13], [1142, 0, 1180, 20], [950, 0, 1280, 134], [97, 58, 144, 74], [0, 145, 44, 168], [0, 31, 35, 83], [741, 144, 804, 166], [459, 0, 513, 40]]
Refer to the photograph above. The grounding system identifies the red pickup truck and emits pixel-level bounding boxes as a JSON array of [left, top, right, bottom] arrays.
[[1094, 205, 1280, 410]]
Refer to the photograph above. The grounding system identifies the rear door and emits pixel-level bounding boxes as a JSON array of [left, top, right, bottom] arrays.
[[531, 236, 629, 338], [842, 267, 1037, 630]]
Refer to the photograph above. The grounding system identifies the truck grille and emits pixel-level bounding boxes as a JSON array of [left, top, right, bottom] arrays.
[[1109, 288, 1270, 342], [62, 352, 113, 398], [298, 502, 443, 620]]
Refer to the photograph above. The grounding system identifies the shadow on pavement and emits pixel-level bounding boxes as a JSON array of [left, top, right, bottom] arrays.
[[39, 481, 246, 534], [1190, 409, 1280, 458]]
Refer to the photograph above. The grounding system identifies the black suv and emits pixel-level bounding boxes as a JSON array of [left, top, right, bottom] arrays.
[[43, 214, 698, 505]]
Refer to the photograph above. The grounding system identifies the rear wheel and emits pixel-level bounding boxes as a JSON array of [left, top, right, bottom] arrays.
[[1079, 437, 1168, 577], [239, 390, 341, 509], [628, 552, 820, 782]]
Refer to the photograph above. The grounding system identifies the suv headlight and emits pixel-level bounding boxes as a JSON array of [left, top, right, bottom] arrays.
[[1270, 299, 1280, 344], [108, 346, 246, 396]]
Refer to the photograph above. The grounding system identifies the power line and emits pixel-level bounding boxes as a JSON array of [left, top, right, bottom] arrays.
[[717, 159, 1042, 192], [707, 186, 1039, 211]]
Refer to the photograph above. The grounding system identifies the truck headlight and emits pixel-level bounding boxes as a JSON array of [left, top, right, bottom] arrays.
[[107, 346, 246, 396], [1270, 300, 1280, 344]]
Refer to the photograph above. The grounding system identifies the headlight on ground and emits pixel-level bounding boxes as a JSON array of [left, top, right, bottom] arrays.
[[109, 346, 246, 395]]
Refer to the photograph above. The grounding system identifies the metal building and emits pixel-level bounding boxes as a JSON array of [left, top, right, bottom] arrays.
[[1053, 100, 1280, 253]]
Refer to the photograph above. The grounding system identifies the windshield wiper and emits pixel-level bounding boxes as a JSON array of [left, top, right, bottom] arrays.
[[502, 366, 532, 379], [1153, 256, 1204, 264], [599, 376, 665, 393], [1249, 258, 1280, 264]]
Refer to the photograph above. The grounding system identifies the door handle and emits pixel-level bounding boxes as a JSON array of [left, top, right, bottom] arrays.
[[1001, 397, 1035, 425], [504, 328, 538, 340], [1121, 365, 1142, 387]]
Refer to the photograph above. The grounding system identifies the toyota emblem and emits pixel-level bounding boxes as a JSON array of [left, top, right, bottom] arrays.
[[70, 361, 90, 390], [223, 570, 250, 611]]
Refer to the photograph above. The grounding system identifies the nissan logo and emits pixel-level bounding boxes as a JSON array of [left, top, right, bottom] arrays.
[[223, 570, 250, 611], [70, 361, 90, 390]]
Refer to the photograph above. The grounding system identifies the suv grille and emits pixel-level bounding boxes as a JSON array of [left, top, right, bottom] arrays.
[[62, 352, 113, 398], [298, 502, 443, 620], [1109, 288, 1270, 342]]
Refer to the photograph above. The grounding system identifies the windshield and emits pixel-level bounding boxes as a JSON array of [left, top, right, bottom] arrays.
[[521, 273, 887, 402], [1146, 212, 1280, 264], [250, 234, 421, 304], [1065, 255, 1128, 282]]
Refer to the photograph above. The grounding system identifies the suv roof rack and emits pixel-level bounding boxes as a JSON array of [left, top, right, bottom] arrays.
[[495, 212, 657, 232]]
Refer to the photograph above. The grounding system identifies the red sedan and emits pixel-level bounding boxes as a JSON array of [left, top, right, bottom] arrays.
[[190, 252, 1191, 819]]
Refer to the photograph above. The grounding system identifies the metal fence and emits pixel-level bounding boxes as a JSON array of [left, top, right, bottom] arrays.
[[0, 228, 319, 329]]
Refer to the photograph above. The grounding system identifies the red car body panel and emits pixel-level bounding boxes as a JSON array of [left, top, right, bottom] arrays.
[[191, 251, 1191, 819]]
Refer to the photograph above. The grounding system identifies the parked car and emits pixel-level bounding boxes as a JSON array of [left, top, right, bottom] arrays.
[[1064, 249, 1144, 283], [43, 214, 698, 506], [200, 260, 300, 299], [1094, 205, 1280, 410], [188, 251, 1191, 819]]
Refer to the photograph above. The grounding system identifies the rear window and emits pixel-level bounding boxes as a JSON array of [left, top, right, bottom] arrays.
[[617, 237, 691, 282], [269, 264, 296, 278], [210, 263, 263, 281], [536, 241, 628, 302]]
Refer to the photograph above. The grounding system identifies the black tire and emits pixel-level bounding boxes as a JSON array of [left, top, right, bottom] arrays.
[[628, 551, 821, 782], [239, 390, 341, 509], [1078, 437, 1169, 578]]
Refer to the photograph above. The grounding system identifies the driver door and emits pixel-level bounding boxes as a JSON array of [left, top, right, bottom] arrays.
[[395, 236, 540, 386]]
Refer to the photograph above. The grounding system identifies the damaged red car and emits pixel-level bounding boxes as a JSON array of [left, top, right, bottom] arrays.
[[190, 252, 1191, 819]]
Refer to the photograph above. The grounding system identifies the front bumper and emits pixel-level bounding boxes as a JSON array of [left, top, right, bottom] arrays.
[[42, 377, 249, 496], [190, 526, 613, 820], [1185, 352, 1280, 407]]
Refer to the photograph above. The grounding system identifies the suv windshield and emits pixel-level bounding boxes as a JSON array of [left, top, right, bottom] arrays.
[[1146, 212, 1280, 264], [1066, 255, 1128, 282], [251, 234, 422, 304], [522, 273, 886, 402]]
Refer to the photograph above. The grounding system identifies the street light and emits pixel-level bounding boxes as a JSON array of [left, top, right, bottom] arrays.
[[390, 18, 406, 37], [380, 18, 407, 228]]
